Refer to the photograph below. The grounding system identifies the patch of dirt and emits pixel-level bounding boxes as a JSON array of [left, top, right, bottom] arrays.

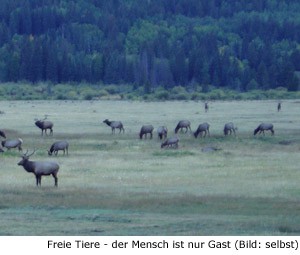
[[278, 140, 294, 145], [201, 146, 222, 153]]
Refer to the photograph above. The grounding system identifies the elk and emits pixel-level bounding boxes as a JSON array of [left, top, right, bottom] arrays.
[[224, 122, 237, 136], [18, 149, 59, 187], [175, 120, 191, 134], [103, 119, 125, 134], [35, 116, 54, 136], [1, 138, 23, 151], [157, 126, 168, 140], [254, 123, 274, 136], [205, 102, 209, 113], [0, 129, 6, 138], [139, 125, 154, 139], [48, 140, 69, 156], [277, 102, 281, 112], [194, 122, 210, 138], [161, 137, 179, 149]]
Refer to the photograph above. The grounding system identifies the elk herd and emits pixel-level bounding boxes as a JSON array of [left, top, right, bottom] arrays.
[[0, 104, 278, 187]]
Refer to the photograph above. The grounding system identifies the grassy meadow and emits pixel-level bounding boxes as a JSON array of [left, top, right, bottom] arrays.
[[0, 99, 300, 236]]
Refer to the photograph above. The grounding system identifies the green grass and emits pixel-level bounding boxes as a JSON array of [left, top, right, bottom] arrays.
[[0, 99, 300, 235]]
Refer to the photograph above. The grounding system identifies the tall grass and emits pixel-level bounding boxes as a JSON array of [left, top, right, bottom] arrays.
[[0, 99, 300, 235]]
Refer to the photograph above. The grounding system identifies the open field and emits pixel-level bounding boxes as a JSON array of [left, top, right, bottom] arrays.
[[0, 99, 300, 236]]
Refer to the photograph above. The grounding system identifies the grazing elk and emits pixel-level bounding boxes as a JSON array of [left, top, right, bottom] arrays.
[[1, 138, 23, 151], [18, 149, 60, 187], [161, 137, 179, 149], [48, 140, 69, 156], [194, 122, 210, 138], [103, 119, 125, 134], [35, 117, 54, 136], [0, 129, 6, 138], [157, 126, 168, 140], [139, 125, 154, 139], [224, 122, 237, 136], [254, 123, 274, 136], [175, 120, 191, 134]]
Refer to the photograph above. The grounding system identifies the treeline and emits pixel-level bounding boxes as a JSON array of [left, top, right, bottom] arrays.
[[0, 0, 299, 93]]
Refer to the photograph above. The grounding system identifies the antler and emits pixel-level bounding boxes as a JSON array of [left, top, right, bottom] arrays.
[[27, 149, 36, 157], [21, 149, 29, 157], [22, 149, 36, 157]]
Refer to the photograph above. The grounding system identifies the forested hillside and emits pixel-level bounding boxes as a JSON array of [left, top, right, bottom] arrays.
[[0, 0, 300, 94]]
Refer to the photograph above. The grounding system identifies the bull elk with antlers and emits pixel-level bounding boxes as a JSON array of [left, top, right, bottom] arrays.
[[35, 116, 54, 136], [18, 149, 60, 187]]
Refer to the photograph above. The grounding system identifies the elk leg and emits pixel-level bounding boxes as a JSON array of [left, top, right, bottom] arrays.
[[35, 175, 41, 186], [35, 175, 39, 186], [52, 173, 58, 187]]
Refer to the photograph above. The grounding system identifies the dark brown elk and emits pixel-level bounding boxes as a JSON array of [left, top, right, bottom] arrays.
[[103, 119, 125, 134], [157, 126, 168, 140], [18, 149, 59, 187], [1, 138, 23, 151], [0, 129, 6, 138], [277, 102, 281, 112], [35, 117, 53, 136], [175, 120, 191, 134], [48, 141, 69, 156], [254, 123, 274, 136], [224, 122, 237, 136], [161, 137, 179, 149], [139, 125, 154, 139], [205, 102, 209, 113], [194, 123, 210, 138]]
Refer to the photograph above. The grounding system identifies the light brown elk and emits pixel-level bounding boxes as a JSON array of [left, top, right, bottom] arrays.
[[48, 140, 69, 156], [175, 120, 191, 134], [157, 126, 168, 140], [161, 137, 179, 149], [254, 123, 274, 136], [224, 122, 237, 136], [194, 122, 210, 138], [1, 138, 23, 151], [139, 125, 154, 139]]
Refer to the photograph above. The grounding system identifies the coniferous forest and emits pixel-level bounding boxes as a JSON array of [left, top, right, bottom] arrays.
[[0, 0, 300, 99]]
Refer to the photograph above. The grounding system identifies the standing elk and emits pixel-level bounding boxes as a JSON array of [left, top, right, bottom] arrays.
[[161, 137, 179, 149], [205, 102, 209, 113], [139, 125, 154, 139], [277, 102, 281, 112], [48, 140, 69, 156], [103, 119, 125, 134], [175, 120, 191, 134], [0, 129, 6, 138], [157, 126, 168, 140], [1, 138, 23, 151], [18, 149, 60, 187], [254, 123, 274, 136], [194, 122, 210, 138], [224, 122, 237, 136], [35, 117, 54, 136]]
